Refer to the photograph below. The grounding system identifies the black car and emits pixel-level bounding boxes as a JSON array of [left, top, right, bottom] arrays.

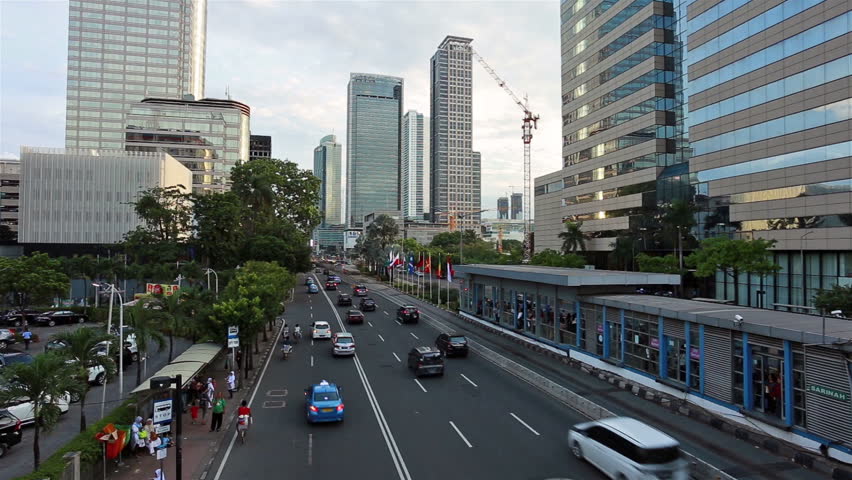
[[337, 294, 352, 306], [436, 333, 469, 357], [34, 311, 88, 327], [407, 346, 444, 377], [0, 409, 23, 458], [324, 281, 338, 291], [396, 305, 420, 324], [0, 352, 34, 369], [0, 310, 41, 328], [359, 298, 376, 312], [323, 268, 329, 275]]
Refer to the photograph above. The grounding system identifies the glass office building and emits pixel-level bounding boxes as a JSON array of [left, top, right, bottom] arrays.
[[124, 97, 250, 193], [402, 110, 430, 221], [346, 73, 403, 227], [65, 0, 207, 150], [314, 134, 343, 225]]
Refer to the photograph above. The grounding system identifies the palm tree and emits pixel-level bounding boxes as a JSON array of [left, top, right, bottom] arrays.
[[0, 353, 84, 471], [126, 304, 166, 386], [50, 327, 117, 432], [150, 292, 186, 362], [559, 221, 587, 254]]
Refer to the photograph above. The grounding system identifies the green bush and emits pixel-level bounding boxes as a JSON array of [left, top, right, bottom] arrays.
[[13, 401, 136, 480]]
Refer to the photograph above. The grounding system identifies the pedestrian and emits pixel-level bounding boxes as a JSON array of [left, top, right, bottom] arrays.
[[226, 371, 236, 399], [210, 392, 226, 432], [21, 328, 32, 350], [193, 377, 204, 405], [235, 349, 243, 369], [147, 431, 162, 456], [151, 468, 166, 480], [143, 418, 156, 441], [199, 392, 209, 425], [205, 377, 215, 406], [131, 416, 146, 456], [190, 400, 200, 424]]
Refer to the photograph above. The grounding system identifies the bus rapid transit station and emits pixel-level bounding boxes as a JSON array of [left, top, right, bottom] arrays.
[[454, 264, 852, 463]]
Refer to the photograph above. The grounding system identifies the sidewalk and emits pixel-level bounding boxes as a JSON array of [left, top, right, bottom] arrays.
[[106, 323, 281, 480]]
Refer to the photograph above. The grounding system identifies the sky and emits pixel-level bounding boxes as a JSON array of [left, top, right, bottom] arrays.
[[0, 0, 561, 219]]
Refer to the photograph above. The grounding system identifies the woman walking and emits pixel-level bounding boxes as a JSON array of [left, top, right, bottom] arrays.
[[226, 371, 237, 399], [210, 392, 226, 432]]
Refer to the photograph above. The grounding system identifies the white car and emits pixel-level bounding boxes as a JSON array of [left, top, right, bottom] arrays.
[[311, 321, 332, 340], [332, 332, 355, 356], [569, 417, 688, 480], [2, 394, 69, 425]]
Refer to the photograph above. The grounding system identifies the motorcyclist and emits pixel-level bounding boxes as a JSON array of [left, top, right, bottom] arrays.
[[294, 324, 302, 339], [282, 327, 291, 343]]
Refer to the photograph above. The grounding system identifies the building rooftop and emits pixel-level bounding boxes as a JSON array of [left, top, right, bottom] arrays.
[[583, 294, 852, 348], [438, 35, 474, 48], [455, 264, 680, 287]]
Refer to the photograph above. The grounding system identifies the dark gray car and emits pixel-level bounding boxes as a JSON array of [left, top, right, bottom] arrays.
[[407, 346, 444, 377]]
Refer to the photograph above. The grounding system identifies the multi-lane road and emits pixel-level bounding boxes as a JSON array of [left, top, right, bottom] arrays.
[[209, 272, 827, 480]]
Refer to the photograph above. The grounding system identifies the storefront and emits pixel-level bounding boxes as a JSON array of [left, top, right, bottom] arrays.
[[456, 264, 852, 457]]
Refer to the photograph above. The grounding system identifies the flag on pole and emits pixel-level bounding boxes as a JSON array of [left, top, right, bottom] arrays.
[[408, 254, 415, 274], [446, 255, 454, 283], [424, 255, 432, 273]]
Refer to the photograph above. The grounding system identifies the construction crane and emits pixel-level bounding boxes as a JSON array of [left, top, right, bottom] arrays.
[[471, 48, 539, 261]]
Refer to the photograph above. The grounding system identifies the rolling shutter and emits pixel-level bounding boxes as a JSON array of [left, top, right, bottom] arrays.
[[803, 346, 852, 444], [703, 326, 732, 403]]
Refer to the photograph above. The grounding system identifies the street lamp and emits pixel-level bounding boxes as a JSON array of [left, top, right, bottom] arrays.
[[174, 274, 184, 289], [150, 375, 183, 480], [436, 209, 489, 265], [800, 231, 814, 305], [203, 268, 219, 298], [92, 282, 126, 413]]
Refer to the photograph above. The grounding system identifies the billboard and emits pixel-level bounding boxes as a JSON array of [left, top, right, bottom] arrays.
[[343, 229, 361, 250], [146, 283, 180, 296]]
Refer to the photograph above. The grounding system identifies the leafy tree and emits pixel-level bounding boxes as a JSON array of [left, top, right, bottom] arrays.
[[126, 304, 166, 386], [530, 249, 586, 268], [131, 186, 192, 244], [559, 221, 586, 253], [0, 253, 70, 308], [224, 261, 293, 338], [813, 285, 852, 316], [230, 157, 322, 234], [145, 293, 188, 362], [49, 327, 116, 431], [501, 239, 524, 255], [191, 191, 244, 269], [367, 215, 399, 250], [685, 237, 780, 305], [212, 295, 265, 379], [610, 235, 636, 270], [175, 286, 218, 342], [0, 225, 15, 242], [637, 253, 681, 274], [0, 353, 84, 471]]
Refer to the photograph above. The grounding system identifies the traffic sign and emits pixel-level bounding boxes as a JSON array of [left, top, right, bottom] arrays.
[[228, 326, 238, 336], [228, 337, 239, 348], [153, 399, 172, 424]]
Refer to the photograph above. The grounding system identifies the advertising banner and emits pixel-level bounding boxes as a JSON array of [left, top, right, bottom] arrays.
[[146, 284, 180, 296]]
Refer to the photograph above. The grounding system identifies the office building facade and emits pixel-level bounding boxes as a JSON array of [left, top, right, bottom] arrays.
[[0, 161, 20, 239], [686, 0, 852, 309], [510, 192, 523, 220], [346, 73, 403, 227], [430, 36, 481, 231], [250, 135, 272, 158], [402, 110, 430, 220], [124, 97, 250, 193], [19, 147, 191, 244], [497, 196, 509, 219], [535, 0, 687, 252], [314, 134, 343, 225], [65, 0, 207, 149]]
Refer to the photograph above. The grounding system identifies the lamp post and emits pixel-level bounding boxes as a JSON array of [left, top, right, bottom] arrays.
[[92, 282, 125, 411], [800, 231, 814, 305], [203, 268, 219, 298], [150, 375, 183, 480], [454, 209, 489, 265]]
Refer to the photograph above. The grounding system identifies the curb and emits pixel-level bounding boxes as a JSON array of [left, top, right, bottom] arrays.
[[196, 320, 283, 480]]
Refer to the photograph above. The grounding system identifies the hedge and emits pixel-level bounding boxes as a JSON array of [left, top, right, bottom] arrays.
[[13, 401, 137, 480]]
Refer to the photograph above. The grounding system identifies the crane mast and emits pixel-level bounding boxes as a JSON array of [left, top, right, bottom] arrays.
[[470, 48, 538, 261]]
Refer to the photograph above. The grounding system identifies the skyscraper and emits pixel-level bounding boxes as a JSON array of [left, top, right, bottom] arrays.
[[430, 35, 481, 231], [250, 135, 272, 159], [401, 110, 430, 220], [346, 73, 403, 227], [314, 134, 343, 225], [497, 197, 509, 219], [510, 193, 522, 220], [65, 0, 207, 150]]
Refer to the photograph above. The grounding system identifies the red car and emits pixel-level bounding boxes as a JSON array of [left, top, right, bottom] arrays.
[[346, 310, 365, 324]]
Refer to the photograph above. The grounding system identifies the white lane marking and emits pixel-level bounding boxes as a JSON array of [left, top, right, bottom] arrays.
[[314, 277, 412, 480], [414, 379, 427, 393], [460, 373, 478, 388], [384, 311, 389, 315], [368, 321, 374, 328], [395, 320, 402, 326], [310, 355, 314, 367], [308, 433, 313, 465], [310, 312, 313, 318], [509, 412, 541, 436], [311, 339, 314, 346], [310, 305, 313, 310], [409, 332, 419, 340], [392, 352, 401, 363], [378, 334, 385, 342], [449, 421, 473, 448], [213, 320, 284, 480]]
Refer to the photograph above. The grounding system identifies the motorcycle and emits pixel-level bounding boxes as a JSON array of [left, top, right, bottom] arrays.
[[281, 342, 293, 360]]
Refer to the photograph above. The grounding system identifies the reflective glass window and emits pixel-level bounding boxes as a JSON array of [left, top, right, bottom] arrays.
[[695, 141, 852, 182]]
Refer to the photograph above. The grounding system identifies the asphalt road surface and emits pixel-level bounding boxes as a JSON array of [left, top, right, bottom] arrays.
[[208, 272, 830, 480]]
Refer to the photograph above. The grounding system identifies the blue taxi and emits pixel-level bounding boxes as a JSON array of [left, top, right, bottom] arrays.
[[307, 283, 319, 294], [304, 380, 344, 423]]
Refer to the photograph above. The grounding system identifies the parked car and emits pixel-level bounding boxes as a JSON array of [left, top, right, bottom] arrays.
[[396, 305, 420, 324], [353, 284, 368, 297], [0, 330, 16, 350], [0, 310, 41, 328], [0, 409, 23, 458], [43, 339, 110, 385], [331, 332, 355, 356], [34, 311, 88, 327], [0, 394, 69, 425], [0, 353, 33, 370], [569, 417, 689, 480], [407, 346, 444, 377], [359, 298, 376, 312], [435, 333, 469, 357], [346, 310, 364, 324], [337, 293, 353, 306], [107, 326, 139, 362]]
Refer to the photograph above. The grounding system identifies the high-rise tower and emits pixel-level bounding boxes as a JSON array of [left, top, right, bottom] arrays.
[[314, 134, 343, 225], [402, 110, 430, 220]]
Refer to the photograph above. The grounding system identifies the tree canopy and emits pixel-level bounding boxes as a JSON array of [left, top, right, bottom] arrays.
[[685, 237, 780, 304], [0, 253, 70, 308], [813, 285, 852, 316]]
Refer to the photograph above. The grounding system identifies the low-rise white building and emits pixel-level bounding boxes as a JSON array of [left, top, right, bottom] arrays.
[[19, 147, 191, 245]]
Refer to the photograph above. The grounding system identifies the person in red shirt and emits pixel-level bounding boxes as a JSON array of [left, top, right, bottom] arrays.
[[237, 400, 252, 443]]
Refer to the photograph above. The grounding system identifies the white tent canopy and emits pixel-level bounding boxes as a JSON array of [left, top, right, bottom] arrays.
[[131, 343, 222, 394]]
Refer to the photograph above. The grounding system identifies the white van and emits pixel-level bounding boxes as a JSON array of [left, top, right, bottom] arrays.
[[568, 417, 689, 480]]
